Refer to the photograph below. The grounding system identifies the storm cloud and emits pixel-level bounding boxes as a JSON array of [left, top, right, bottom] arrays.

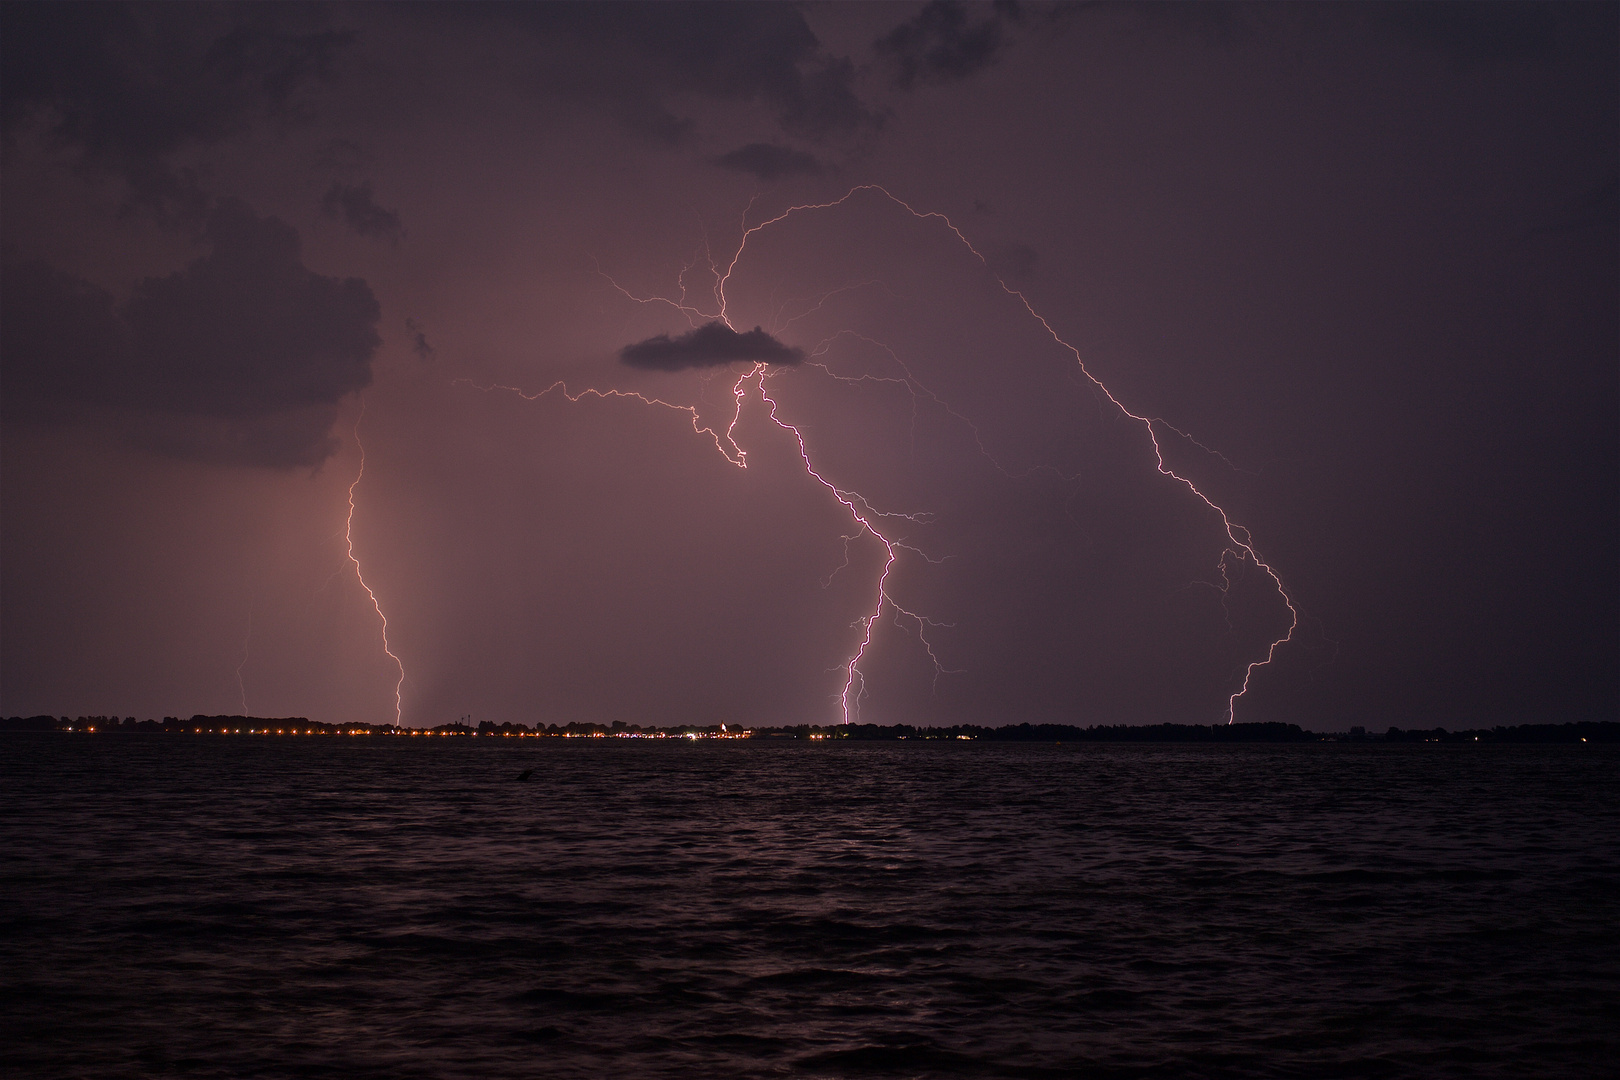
[[620, 322, 804, 372], [1, 199, 378, 466]]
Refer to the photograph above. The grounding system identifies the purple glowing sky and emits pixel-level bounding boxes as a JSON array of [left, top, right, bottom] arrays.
[[2, 3, 1614, 729]]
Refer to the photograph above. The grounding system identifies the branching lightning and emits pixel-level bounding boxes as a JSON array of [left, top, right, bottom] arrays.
[[748, 365, 961, 720], [449, 185, 1298, 724], [462, 358, 950, 724], [449, 378, 750, 467]]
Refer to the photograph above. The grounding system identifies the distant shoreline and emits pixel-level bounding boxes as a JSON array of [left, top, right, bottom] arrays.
[[3, 715, 1614, 744]]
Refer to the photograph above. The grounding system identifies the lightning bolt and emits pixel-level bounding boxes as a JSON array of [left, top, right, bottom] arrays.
[[1001, 273, 1297, 726], [709, 186, 1299, 722], [345, 404, 406, 726], [462, 362, 948, 724], [749, 366, 960, 722], [463, 185, 1299, 724]]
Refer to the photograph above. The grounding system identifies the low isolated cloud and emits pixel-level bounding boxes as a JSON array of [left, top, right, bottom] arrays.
[[620, 322, 804, 372], [712, 143, 822, 181], [1, 199, 379, 466], [322, 181, 403, 242]]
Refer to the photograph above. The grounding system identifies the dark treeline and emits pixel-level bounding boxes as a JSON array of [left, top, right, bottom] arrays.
[[3, 715, 1616, 743]]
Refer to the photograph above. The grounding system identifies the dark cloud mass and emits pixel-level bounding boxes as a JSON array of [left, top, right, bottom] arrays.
[[1, 200, 378, 466], [124, 201, 379, 416], [713, 143, 823, 181], [0, 4, 352, 217], [322, 181, 403, 242], [468, 2, 878, 142], [875, 0, 1021, 88], [620, 322, 805, 372]]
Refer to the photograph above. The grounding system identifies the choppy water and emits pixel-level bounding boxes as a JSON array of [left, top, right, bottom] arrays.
[[2, 735, 1616, 1078]]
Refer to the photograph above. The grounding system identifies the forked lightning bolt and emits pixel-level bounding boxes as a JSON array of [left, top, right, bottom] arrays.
[[443, 187, 1299, 724], [461, 360, 949, 725]]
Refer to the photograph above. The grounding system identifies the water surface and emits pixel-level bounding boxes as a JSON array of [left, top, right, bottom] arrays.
[[3, 735, 1615, 1077]]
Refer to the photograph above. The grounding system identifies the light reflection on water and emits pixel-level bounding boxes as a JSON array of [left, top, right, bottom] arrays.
[[2, 735, 1616, 1078]]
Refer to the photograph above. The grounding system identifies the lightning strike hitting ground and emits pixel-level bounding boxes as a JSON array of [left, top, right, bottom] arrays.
[[749, 366, 961, 721], [345, 408, 406, 725], [717, 186, 1298, 721], [462, 360, 949, 725], [448, 186, 1299, 724], [1007, 290, 1298, 724]]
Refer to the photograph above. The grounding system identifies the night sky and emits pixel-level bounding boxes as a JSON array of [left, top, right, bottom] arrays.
[[2, 2, 1614, 730]]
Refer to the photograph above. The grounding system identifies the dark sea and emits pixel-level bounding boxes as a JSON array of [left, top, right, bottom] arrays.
[[2, 735, 1616, 1079]]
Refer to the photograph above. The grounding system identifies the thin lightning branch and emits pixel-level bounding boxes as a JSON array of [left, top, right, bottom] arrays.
[[298, 564, 351, 628], [452, 378, 749, 466], [820, 532, 863, 588], [893, 541, 953, 565], [677, 239, 719, 320], [774, 280, 892, 335], [593, 261, 711, 329], [803, 330, 1049, 479], [887, 601, 965, 692], [1150, 417, 1257, 475], [716, 187, 982, 327], [346, 405, 406, 726]]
